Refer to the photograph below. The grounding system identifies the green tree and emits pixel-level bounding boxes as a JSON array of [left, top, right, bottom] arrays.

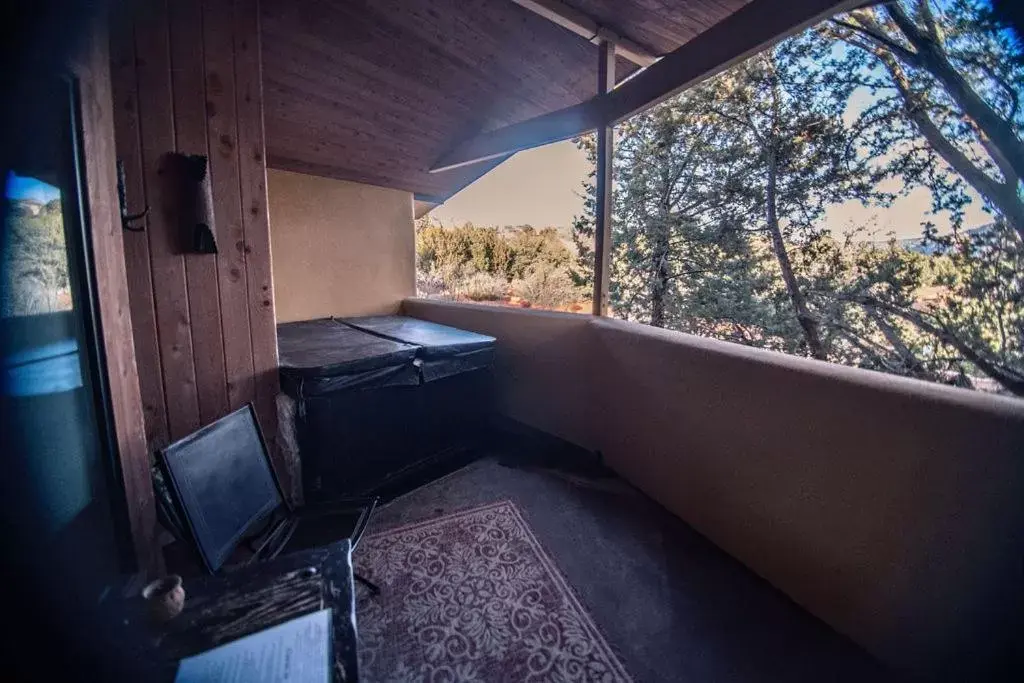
[[844, 223, 1024, 394], [817, 0, 1024, 393], [822, 0, 1024, 239], [705, 43, 880, 360], [569, 0, 1024, 395], [572, 83, 774, 332]]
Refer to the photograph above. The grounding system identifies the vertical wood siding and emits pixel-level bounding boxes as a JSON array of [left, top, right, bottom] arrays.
[[111, 0, 281, 479]]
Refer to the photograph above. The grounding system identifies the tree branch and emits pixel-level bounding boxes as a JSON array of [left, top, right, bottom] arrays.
[[852, 295, 1024, 395], [880, 55, 1024, 238], [869, 309, 937, 379], [955, 55, 1018, 121], [884, 1, 932, 54], [707, 107, 763, 142], [915, 0, 943, 46], [883, 1, 1024, 183], [973, 119, 1021, 188], [665, 268, 713, 281], [835, 327, 905, 374], [830, 16, 920, 66]]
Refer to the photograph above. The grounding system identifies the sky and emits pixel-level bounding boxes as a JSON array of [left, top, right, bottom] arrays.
[[430, 138, 993, 241], [430, 34, 996, 243], [6, 172, 61, 203], [430, 141, 591, 230]]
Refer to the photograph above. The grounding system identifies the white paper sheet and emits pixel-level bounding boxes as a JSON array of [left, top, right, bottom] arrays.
[[174, 608, 331, 683]]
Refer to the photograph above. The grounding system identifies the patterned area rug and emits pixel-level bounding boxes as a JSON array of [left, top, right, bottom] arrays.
[[355, 501, 632, 682]]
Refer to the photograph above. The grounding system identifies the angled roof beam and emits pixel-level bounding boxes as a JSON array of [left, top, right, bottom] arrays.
[[510, 0, 658, 67], [431, 0, 862, 173]]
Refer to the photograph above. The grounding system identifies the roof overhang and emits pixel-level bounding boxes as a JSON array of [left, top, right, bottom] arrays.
[[261, 0, 856, 200]]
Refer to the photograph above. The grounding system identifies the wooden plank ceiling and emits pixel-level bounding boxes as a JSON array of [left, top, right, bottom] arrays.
[[261, 0, 752, 199], [566, 0, 756, 56]]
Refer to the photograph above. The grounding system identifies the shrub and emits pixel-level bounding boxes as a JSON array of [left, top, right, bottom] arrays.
[[416, 219, 575, 287], [416, 269, 449, 298], [512, 263, 579, 309], [456, 271, 508, 301]]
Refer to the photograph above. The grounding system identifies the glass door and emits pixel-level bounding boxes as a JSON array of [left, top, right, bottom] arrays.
[[1, 77, 128, 594]]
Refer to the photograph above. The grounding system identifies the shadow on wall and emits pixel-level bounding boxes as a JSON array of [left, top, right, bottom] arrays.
[[401, 297, 1024, 681]]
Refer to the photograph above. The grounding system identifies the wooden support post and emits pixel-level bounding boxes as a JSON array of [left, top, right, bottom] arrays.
[[508, 0, 658, 67], [592, 40, 615, 316]]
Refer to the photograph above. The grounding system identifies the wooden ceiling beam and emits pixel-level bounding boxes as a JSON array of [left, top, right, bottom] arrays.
[[432, 0, 861, 173], [509, 0, 658, 67]]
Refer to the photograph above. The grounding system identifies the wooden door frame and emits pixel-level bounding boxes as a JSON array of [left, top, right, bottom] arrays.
[[70, 15, 160, 577]]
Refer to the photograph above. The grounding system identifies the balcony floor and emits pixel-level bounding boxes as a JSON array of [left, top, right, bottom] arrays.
[[363, 449, 894, 682]]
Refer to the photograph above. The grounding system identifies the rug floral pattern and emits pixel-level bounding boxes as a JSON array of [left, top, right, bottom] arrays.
[[355, 501, 632, 682]]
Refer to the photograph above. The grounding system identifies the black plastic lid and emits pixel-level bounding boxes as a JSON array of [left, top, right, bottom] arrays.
[[277, 318, 418, 379]]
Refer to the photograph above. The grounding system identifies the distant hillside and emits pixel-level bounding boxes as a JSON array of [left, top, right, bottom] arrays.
[[9, 197, 61, 217], [494, 222, 574, 242], [872, 223, 997, 255]]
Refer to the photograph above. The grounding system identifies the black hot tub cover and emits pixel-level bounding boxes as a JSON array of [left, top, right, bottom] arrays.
[[277, 316, 496, 396], [343, 315, 495, 382], [277, 318, 419, 396]]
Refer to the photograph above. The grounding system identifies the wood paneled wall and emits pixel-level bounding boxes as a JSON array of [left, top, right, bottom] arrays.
[[110, 0, 281, 474]]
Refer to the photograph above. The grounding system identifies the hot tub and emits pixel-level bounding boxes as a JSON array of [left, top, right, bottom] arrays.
[[277, 316, 495, 501]]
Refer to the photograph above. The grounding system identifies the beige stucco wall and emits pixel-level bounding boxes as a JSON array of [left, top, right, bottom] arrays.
[[268, 170, 415, 323], [401, 301, 600, 451], [401, 297, 1024, 679]]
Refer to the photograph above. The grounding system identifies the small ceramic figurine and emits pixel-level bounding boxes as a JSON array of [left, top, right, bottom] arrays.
[[141, 575, 185, 622]]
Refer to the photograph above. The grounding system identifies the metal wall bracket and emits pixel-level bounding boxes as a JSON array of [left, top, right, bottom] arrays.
[[117, 159, 149, 232]]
